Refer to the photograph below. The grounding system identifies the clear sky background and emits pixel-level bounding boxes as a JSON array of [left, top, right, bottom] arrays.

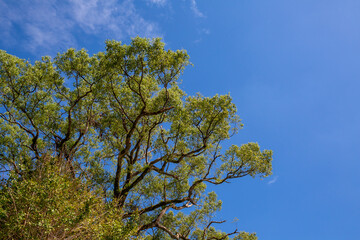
[[1, 0, 359, 239]]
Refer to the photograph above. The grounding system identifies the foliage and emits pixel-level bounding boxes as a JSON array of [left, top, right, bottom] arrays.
[[0, 37, 272, 239], [0, 160, 139, 240]]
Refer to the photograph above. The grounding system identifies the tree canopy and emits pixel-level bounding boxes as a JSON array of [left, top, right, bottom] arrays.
[[0, 37, 272, 239]]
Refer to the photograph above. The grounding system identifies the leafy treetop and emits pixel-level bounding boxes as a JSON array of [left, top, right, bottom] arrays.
[[0, 37, 272, 239]]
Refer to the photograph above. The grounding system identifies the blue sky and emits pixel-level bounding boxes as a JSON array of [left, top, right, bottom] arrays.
[[1, 0, 360, 239]]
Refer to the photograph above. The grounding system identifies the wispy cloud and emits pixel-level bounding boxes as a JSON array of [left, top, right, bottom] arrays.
[[71, 0, 159, 38], [202, 28, 210, 35], [189, 0, 205, 18], [194, 28, 210, 44], [147, 0, 167, 6], [0, 0, 75, 53], [268, 176, 278, 185], [0, 0, 160, 55]]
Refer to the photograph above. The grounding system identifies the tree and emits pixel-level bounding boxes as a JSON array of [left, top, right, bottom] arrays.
[[0, 37, 272, 239]]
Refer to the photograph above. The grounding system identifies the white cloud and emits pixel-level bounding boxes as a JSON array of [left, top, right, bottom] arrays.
[[202, 28, 210, 35], [193, 28, 210, 44], [0, 0, 160, 55], [0, 0, 75, 53], [147, 0, 167, 6], [268, 176, 278, 185], [189, 0, 204, 18], [71, 0, 159, 38]]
